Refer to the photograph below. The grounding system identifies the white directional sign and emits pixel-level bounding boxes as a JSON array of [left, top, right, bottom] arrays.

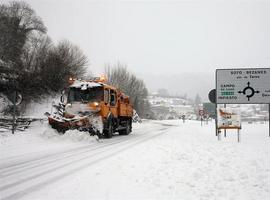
[[216, 68, 270, 104]]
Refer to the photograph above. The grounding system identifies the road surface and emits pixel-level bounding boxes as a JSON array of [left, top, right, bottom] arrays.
[[1, 120, 270, 200]]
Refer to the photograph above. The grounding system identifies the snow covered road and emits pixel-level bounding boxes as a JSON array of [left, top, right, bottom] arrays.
[[1, 120, 270, 200]]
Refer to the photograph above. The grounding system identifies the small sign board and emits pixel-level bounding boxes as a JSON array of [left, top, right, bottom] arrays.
[[217, 108, 241, 129], [203, 102, 215, 118], [216, 68, 270, 104], [204, 113, 209, 119], [199, 110, 204, 116]]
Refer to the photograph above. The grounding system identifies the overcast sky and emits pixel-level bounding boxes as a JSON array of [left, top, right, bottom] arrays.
[[5, 0, 270, 100]]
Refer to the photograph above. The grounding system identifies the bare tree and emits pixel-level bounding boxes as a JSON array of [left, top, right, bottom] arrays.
[[56, 40, 88, 79], [105, 63, 150, 117], [39, 40, 88, 93], [18, 35, 53, 101], [10, 37, 89, 107]]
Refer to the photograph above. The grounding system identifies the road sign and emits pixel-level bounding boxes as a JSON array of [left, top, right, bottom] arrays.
[[208, 89, 216, 103], [216, 68, 270, 104], [217, 108, 241, 129], [199, 110, 204, 116], [203, 102, 215, 118]]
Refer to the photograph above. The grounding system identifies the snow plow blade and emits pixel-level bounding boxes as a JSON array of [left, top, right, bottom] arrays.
[[47, 113, 103, 135], [48, 116, 71, 133]]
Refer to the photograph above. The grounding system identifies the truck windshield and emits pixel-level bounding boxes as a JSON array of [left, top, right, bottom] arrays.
[[68, 87, 103, 103]]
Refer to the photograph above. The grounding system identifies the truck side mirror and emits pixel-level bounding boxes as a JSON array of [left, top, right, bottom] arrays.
[[60, 90, 65, 103], [60, 95, 64, 103]]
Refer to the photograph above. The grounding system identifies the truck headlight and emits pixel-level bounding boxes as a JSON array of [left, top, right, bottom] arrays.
[[93, 102, 99, 107]]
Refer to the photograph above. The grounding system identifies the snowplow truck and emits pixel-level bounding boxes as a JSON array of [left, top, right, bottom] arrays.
[[48, 77, 133, 138]]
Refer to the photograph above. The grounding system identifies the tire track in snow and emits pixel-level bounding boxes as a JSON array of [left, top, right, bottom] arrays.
[[0, 134, 141, 176], [0, 133, 138, 169], [0, 134, 142, 178], [1, 128, 169, 200], [0, 127, 170, 200], [0, 144, 88, 166], [1, 139, 136, 190], [0, 144, 90, 170]]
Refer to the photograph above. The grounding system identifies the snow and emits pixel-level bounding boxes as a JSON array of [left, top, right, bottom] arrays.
[[0, 120, 270, 200], [71, 80, 102, 89], [0, 95, 10, 114]]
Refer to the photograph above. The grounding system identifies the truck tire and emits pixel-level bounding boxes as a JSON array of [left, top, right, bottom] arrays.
[[119, 119, 131, 135], [51, 124, 66, 134], [104, 119, 113, 138], [57, 128, 66, 134]]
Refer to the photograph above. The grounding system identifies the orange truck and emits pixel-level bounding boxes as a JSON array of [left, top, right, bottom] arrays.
[[48, 76, 133, 138]]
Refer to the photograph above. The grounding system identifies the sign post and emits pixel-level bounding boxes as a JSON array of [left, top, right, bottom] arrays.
[[208, 89, 217, 136], [12, 90, 16, 134], [199, 110, 204, 126], [215, 103, 218, 136], [237, 129, 240, 142], [224, 104, 226, 138]]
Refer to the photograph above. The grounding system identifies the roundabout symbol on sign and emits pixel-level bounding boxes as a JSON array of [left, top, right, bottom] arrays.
[[238, 82, 260, 101]]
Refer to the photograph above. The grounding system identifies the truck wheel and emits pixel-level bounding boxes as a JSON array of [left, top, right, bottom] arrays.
[[51, 124, 65, 134], [119, 119, 131, 135], [57, 128, 66, 134], [104, 120, 113, 138]]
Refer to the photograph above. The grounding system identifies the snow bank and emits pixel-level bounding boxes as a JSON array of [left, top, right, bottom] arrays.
[[0, 121, 97, 148], [41, 125, 98, 143], [23, 96, 60, 118]]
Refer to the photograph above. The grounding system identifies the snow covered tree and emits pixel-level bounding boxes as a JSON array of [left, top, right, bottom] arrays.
[[0, 1, 47, 102], [0, 1, 89, 112], [0, 1, 46, 65]]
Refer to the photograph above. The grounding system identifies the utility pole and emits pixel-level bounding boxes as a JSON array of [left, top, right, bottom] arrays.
[[224, 104, 226, 137], [12, 90, 16, 134], [11, 74, 16, 134], [215, 103, 218, 136]]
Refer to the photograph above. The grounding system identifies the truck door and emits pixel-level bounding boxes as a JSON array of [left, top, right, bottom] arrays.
[[102, 89, 110, 117], [109, 89, 118, 117]]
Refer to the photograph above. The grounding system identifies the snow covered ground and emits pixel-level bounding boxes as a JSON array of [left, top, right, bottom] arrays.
[[0, 120, 270, 200]]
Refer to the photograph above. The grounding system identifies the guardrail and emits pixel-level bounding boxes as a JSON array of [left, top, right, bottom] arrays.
[[0, 117, 46, 132]]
